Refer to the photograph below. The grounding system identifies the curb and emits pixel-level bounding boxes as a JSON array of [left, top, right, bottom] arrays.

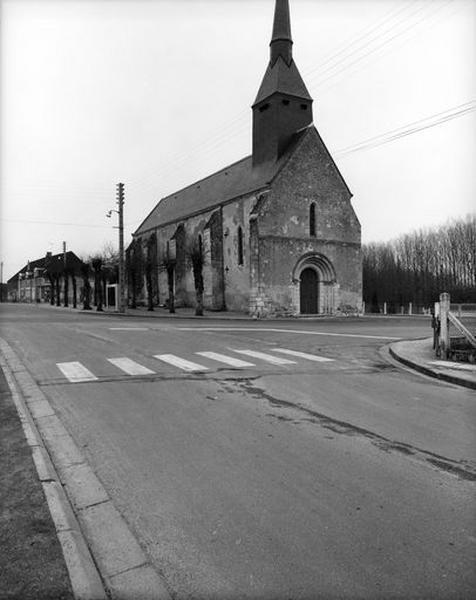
[[389, 344, 476, 391], [0, 347, 107, 600], [0, 337, 173, 600]]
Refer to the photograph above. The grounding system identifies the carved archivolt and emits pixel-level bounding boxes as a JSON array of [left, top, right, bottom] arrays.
[[292, 252, 336, 284]]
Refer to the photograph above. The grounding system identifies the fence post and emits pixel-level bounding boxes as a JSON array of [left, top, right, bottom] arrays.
[[439, 292, 450, 359], [409, 302, 413, 315], [383, 301, 387, 315]]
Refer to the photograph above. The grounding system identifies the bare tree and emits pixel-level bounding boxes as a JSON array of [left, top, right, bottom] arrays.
[[187, 237, 204, 316], [91, 256, 104, 311], [363, 215, 476, 309], [161, 255, 176, 314], [126, 239, 143, 309], [80, 262, 92, 310], [145, 233, 158, 311]]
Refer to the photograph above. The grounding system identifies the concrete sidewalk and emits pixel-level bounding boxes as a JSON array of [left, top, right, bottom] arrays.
[[390, 337, 476, 390]]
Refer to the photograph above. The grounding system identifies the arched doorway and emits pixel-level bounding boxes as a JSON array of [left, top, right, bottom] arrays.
[[292, 253, 338, 315], [300, 267, 319, 314]]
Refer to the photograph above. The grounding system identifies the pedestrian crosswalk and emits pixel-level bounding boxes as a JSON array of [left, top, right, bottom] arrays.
[[57, 361, 98, 383], [107, 357, 155, 376], [55, 347, 335, 383], [154, 354, 209, 372]]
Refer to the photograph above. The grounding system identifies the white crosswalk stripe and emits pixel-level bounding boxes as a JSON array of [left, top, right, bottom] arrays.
[[154, 354, 208, 372], [230, 349, 296, 365], [56, 346, 338, 382], [57, 362, 98, 383], [107, 357, 155, 376], [196, 351, 255, 368], [271, 348, 334, 362]]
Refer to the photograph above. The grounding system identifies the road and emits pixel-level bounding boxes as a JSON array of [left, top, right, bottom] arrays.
[[1, 303, 475, 599]]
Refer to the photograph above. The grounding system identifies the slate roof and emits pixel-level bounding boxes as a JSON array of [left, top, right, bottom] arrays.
[[8, 251, 83, 283], [134, 127, 311, 237], [253, 56, 312, 106], [271, 0, 292, 43]]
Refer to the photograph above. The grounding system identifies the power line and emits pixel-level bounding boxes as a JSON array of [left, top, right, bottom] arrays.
[[336, 101, 475, 157], [311, 0, 455, 92], [125, 3, 427, 196], [1, 217, 113, 229], [3, 101, 474, 233], [305, 0, 431, 83], [127, 0, 457, 200]]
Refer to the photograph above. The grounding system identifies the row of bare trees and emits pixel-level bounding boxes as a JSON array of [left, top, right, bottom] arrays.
[[363, 215, 476, 312], [44, 244, 119, 311], [126, 233, 204, 315]]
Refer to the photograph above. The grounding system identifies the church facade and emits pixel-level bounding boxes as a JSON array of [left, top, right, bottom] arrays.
[[132, 0, 362, 317]]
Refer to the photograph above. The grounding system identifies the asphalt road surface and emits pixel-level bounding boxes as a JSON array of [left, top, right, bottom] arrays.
[[1, 304, 475, 599]]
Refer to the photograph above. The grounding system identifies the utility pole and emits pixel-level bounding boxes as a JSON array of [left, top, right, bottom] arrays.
[[116, 183, 125, 313], [107, 183, 126, 313]]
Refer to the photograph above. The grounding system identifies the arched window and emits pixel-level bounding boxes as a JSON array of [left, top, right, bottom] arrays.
[[237, 226, 244, 266], [309, 203, 316, 237]]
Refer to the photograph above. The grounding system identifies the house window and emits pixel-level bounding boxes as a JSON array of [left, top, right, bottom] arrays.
[[301, 104, 308, 110], [310, 203, 316, 237], [259, 103, 270, 113], [237, 226, 244, 265]]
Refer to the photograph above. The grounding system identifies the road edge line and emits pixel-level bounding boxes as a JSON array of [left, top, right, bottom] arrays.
[[0, 341, 107, 600], [0, 337, 172, 600]]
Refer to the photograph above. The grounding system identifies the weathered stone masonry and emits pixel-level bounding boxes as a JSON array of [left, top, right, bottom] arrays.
[[131, 0, 362, 316]]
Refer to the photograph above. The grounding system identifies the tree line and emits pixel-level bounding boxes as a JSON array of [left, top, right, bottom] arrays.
[[363, 215, 476, 312], [126, 231, 205, 315], [42, 244, 119, 311]]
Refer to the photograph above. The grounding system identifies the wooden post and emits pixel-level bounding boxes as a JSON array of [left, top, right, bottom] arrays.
[[383, 301, 387, 315], [409, 302, 412, 315], [439, 292, 450, 359]]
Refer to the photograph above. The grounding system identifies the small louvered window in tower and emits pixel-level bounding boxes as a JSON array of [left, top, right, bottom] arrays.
[[310, 203, 316, 237], [237, 226, 244, 265]]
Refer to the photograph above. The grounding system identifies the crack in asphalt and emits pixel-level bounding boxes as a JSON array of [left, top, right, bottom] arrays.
[[35, 368, 476, 482], [234, 378, 476, 483]]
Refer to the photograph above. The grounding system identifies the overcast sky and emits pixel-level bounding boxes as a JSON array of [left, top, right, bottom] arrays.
[[1, 0, 475, 280]]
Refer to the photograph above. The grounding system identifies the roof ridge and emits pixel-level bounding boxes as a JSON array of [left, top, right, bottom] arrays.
[[160, 154, 252, 202]]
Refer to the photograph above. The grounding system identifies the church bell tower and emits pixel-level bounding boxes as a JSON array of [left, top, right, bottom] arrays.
[[252, 0, 313, 167]]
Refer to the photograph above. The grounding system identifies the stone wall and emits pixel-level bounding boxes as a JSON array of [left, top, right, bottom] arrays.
[[252, 127, 362, 316]]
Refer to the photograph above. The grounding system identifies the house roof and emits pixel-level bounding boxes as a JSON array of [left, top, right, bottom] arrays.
[[8, 251, 83, 284], [134, 127, 311, 236]]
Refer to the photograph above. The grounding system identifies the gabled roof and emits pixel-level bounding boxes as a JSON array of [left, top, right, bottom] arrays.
[[134, 127, 312, 237], [253, 56, 312, 106], [8, 251, 83, 284]]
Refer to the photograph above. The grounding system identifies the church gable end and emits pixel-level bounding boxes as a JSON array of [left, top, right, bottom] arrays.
[[260, 127, 360, 243]]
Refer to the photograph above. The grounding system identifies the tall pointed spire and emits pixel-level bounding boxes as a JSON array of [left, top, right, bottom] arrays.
[[252, 0, 313, 166], [270, 0, 293, 66]]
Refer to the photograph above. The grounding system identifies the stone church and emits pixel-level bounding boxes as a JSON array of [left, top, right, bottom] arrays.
[[133, 0, 362, 316]]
